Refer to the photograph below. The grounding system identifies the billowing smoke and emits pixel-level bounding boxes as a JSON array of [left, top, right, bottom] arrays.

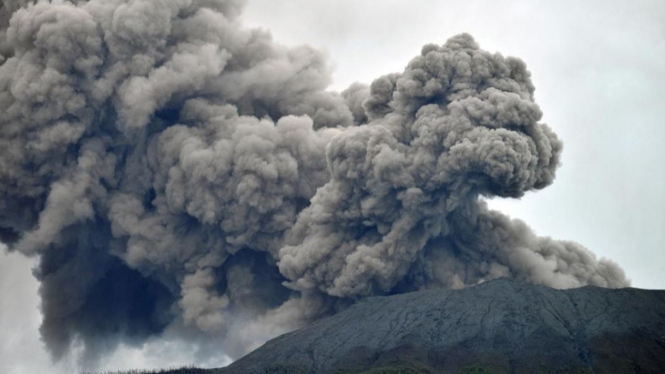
[[0, 0, 628, 368]]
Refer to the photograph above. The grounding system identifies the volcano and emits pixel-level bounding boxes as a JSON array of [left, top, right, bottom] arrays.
[[213, 278, 665, 374]]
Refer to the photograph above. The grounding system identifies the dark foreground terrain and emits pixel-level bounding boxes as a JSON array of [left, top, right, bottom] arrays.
[[115, 279, 665, 374]]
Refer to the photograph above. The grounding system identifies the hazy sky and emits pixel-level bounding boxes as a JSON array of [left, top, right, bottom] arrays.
[[1, 1, 664, 373]]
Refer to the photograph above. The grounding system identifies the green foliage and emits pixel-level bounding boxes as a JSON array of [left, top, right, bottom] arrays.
[[354, 360, 434, 374], [85, 361, 598, 374], [259, 363, 308, 374], [84, 366, 207, 374], [572, 368, 595, 374], [456, 363, 509, 374]]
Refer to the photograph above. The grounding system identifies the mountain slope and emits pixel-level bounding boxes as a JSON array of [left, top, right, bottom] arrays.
[[215, 278, 665, 374]]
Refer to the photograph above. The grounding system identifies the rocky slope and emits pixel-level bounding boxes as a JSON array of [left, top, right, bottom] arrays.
[[214, 278, 665, 373]]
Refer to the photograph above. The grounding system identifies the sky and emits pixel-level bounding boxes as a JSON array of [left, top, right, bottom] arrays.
[[1, 1, 664, 373]]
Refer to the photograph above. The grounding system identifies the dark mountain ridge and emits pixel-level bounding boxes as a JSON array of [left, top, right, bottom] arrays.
[[214, 278, 665, 374]]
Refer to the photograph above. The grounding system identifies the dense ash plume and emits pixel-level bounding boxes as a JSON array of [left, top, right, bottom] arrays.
[[0, 0, 628, 368]]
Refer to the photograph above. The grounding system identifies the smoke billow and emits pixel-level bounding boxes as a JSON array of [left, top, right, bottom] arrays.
[[0, 0, 628, 368]]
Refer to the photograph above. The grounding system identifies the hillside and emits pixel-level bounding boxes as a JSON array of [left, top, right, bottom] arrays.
[[106, 278, 665, 374], [214, 278, 665, 374]]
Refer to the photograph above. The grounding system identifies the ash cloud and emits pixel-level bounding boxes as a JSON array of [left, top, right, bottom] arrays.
[[0, 0, 628, 369]]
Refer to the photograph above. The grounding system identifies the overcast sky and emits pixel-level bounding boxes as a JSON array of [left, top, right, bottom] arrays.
[[1, 1, 664, 373]]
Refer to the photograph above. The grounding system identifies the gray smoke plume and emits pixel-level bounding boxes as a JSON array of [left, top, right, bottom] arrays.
[[0, 0, 628, 369]]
